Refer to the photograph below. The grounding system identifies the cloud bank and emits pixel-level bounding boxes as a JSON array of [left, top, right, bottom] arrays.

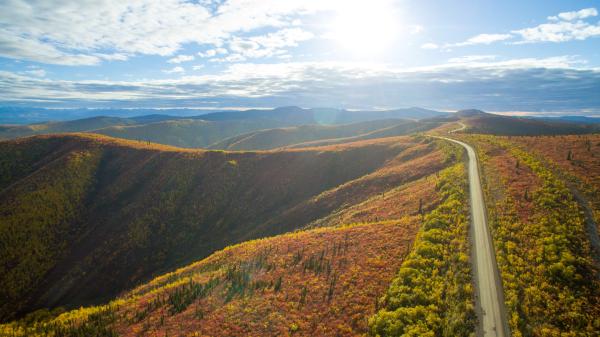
[[1, 57, 598, 114]]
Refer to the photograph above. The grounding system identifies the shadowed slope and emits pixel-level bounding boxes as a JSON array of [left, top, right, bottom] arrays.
[[0, 133, 448, 321]]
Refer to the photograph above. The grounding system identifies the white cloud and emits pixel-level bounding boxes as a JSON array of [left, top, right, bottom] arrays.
[[210, 53, 247, 63], [198, 48, 228, 58], [22, 69, 46, 77], [514, 13, 600, 43], [222, 28, 313, 60], [433, 8, 599, 49], [448, 55, 497, 63], [250, 28, 313, 49], [0, 0, 339, 65], [167, 54, 195, 63], [549, 8, 598, 21], [421, 43, 439, 50], [163, 66, 185, 74], [0, 29, 103, 65], [192, 65, 205, 71], [416, 55, 587, 71], [230, 39, 262, 54], [452, 33, 513, 47]]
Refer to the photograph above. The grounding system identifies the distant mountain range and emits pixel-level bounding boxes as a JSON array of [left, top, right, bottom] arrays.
[[0, 106, 445, 125], [0, 107, 446, 147], [2, 107, 599, 149], [533, 115, 600, 124], [456, 109, 600, 135]]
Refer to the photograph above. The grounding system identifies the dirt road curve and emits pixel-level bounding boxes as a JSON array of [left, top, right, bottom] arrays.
[[449, 122, 466, 133], [436, 135, 510, 337]]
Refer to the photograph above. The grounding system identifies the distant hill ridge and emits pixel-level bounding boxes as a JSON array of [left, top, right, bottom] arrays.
[[0, 106, 446, 147], [2, 106, 598, 148], [456, 109, 600, 135]]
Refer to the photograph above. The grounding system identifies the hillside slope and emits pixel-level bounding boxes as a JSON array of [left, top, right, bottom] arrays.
[[0, 154, 468, 337], [0, 117, 136, 140], [286, 121, 441, 149], [0, 220, 420, 337], [458, 110, 600, 135], [93, 118, 291, 148], [208, 119, 418, 150], [0, 107, 445, 144], [196, 106, 444, 124], [0, 133, 450, 321]]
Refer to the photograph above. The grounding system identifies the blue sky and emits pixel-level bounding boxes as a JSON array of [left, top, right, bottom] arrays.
[[0, 0, 599, 115]]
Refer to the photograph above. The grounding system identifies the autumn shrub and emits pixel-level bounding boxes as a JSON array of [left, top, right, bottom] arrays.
[[464, 135, 600, 336], [369, 163, 476, 337]]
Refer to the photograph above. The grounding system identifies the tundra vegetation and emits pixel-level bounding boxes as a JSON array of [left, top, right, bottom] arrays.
[[460, 135, 600, 336], [1, 129, 599, 337], [369, 161, 477, 337]]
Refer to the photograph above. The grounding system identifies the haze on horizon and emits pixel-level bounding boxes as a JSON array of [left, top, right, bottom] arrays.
[[0, 0, 599, 116]]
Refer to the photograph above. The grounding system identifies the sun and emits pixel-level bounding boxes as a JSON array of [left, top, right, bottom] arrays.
[[328, 1, 400, 57]]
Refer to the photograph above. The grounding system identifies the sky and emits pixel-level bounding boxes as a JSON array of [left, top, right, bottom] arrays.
[[0, 0, 599, 115]]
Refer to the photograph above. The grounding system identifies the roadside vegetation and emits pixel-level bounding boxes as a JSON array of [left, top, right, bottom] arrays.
[[511, 135, 600, 232], [461, 135, 600, 336], [369, 144, 477, 336]]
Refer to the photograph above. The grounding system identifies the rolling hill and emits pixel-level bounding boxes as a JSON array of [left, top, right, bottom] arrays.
[[285, 120, 442, 149], [93, 118, 291, 148], [0, 117, 137, 140], [0, 132, 452, 322], [208, 119, 442, 150], [193, 106, 445, 124], [0, 107, 446, 148], [0, 143, 468, 337], [457, 109, 600, 135]]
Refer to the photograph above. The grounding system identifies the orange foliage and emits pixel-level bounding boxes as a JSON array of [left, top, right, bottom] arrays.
[[0, 133, 445, 320], [311, 174, 439, 227], [511, 135, 600, 190], [111, 219, 420, 337], [464, 136, 541, 223]]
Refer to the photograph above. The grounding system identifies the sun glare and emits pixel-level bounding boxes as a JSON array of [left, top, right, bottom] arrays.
[[329, 1, 399, 57]]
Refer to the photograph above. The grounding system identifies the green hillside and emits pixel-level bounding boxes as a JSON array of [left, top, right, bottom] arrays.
[[208, 119, 417, 150], [93, 118, 292, 148], [287, 121, 441, 149]]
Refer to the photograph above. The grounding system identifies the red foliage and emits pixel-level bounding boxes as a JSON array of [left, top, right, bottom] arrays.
[[114, 219, 420, 337]]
